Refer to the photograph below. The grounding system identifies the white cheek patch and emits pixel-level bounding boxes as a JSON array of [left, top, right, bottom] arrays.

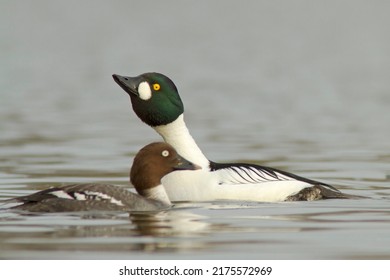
[[138, 81, 152, 100]]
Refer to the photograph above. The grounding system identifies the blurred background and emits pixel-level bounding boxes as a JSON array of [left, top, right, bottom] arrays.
[[0, 0, 389, 259], [1, 0, 390, 156]]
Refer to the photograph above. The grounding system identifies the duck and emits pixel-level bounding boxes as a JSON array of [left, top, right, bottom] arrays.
[[113, 72, 358, 202], [4, 142, 200, 212]]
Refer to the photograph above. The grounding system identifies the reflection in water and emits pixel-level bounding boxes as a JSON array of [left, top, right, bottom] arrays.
[[126, 210, 216, 253], [129, 210, 212, 237], [0, 207, 222, 256], [1, 196, 390, 259]]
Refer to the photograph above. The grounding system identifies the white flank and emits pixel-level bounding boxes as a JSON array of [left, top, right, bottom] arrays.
[[138, 81, 152, 100], [162, 169, 311, 202], [83, 191, 124, 206]]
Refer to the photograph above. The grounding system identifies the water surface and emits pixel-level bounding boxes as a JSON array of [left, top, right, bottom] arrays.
[[0, 0, 389, 259]]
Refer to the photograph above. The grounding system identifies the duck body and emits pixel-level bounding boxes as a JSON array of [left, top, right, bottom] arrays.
[[9, 183, 169, 212], [113, 73, 356, 202], [6, 142, 200, 212], [155, 115, 347, 202]]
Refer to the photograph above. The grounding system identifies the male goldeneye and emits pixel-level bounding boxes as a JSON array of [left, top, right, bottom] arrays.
[[4, 142, 200, 212], [113, 73, 356, 202]]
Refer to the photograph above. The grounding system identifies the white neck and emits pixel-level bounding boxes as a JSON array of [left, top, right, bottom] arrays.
[[154, 114, 209, 168], [144, 184, 172, 206]]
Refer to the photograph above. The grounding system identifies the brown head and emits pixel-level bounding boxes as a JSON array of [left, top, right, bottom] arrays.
[[130, 142, 200, 196]]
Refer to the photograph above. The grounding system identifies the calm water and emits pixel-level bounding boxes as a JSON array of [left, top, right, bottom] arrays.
[[0, 0, 390, 259]]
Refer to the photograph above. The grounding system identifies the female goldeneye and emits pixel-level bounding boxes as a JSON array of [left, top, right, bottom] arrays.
[[4, 142, 200, 212], [113, 72, 357, 202]]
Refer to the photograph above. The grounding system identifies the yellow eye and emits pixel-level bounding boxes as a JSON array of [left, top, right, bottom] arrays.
[[153, 83, 161, 91]]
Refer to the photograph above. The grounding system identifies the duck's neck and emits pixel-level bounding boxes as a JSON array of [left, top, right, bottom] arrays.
[[143, 184, 172, 206], [154, 114, 209, 169]]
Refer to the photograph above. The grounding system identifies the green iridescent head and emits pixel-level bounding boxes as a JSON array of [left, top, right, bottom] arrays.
[[113, 72, 184, 126]]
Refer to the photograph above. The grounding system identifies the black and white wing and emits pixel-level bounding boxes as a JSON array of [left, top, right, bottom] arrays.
[[209, 161, 338, 191]]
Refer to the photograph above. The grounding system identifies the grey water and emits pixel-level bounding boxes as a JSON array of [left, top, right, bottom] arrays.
[[0, 0, 389, 259]]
